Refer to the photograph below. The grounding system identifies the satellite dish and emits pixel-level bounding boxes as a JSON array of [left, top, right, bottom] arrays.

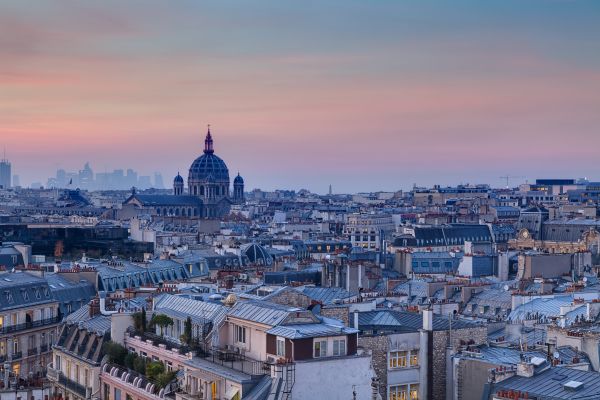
[[583, 277, 588, 282], [503, 285, 509, 291], [553, 351, 560, 360]]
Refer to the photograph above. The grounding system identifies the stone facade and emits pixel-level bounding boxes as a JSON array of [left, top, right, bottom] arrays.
[[431, 326, 488, 400], [321, 305, 350, 326], [357, 335, 390, 397], [266, 288, 312, 308]]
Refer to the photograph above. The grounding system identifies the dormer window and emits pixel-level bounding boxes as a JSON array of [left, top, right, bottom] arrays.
[[22, 290, 29, 301]]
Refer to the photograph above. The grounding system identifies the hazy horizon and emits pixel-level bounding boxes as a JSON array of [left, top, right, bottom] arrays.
[[2, 1, 600, 192]]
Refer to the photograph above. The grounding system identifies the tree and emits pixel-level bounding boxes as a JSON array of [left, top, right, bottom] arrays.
[[124, 352, 137, 370], [145, 361, 165, 381], [132, 312, 145, 332], [133, 356, 147, 375], [151, 314, 174, 337], [180, 316, 193, 346], [103, 341, 128, 365], [155, 371, 178, 389], [141, 308, 147, 332]]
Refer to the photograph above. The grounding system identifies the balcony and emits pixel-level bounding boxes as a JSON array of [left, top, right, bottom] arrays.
[[11, 351, 22, 360], [47, 363, 60, 382], [58, 373, 87, 398], [0, 316, 61, 335], [47, 363, 87, 398], [40, 344, 49, 353], [28, 348, 38, 357]]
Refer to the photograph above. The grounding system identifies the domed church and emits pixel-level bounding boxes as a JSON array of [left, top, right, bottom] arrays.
[[124, 127, 244, 219], [181, 127, 243, 217]]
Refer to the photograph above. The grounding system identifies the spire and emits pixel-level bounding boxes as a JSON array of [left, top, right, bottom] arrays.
[[204, 124, 214, 154]]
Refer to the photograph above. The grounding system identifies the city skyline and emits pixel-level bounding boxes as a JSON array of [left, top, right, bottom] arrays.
[[2, 1, 600, 192]]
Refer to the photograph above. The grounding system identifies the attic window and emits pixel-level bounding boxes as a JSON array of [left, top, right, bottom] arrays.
[[35, 289, 41, 299], [5, 291, 13, 303], [22, 290, 29, 301]]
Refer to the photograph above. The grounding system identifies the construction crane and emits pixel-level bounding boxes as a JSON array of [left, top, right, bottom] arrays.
[[499, 175, 524, 188]]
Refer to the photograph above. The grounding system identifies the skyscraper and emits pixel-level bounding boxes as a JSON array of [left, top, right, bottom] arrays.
[[0, 156, 11, 189]]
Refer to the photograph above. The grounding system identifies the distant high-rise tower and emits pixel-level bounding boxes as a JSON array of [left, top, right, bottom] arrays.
[[233, 173, 245, 203], [173, 173, 184, 195], [154, 172, 165, 189], [329, 184, 332, 195], [0, 151, 11, 189]]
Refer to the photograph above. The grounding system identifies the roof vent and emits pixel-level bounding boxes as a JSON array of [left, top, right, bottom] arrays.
[[564, 380, 584, 391]]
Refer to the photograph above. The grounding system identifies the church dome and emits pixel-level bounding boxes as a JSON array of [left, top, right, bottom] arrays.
[[234, 173, 244, 184], [174, 173, 184, 183], [188, 129, 230, 182]]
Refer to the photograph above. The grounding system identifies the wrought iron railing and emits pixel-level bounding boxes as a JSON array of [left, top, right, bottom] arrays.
[[0, 316, 61, 334]]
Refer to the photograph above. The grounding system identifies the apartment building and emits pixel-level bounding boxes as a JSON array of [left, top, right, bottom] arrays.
[[0, 273, 61, 379], [48, 304, 111, 400]]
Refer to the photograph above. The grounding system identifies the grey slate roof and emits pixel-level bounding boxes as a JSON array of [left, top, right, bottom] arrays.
[[0, 272, 54, 312], [47, 274, 96, 315], [266, 323, 357, 339], [295, 286, 358, 305], [64, 306, 112, 335], [489, 366, 600, 399], [227, 300, 302, 326], [357, 310, 481, 333], [153, 293, 228, 327], [125, 194, 202, 207]]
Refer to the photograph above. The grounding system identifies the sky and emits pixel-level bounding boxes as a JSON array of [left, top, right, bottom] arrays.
[[1, 0, 600, 193]]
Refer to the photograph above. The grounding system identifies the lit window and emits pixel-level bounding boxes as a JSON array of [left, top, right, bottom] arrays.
[[409, 350, 419, 367], [410, 384, 419, 400], [389, 384, 407, 400], [389, 351, 407, 369]]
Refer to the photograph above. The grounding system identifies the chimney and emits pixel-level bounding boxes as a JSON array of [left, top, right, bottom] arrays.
[[89, 298, 100, 318], [423, 309, 433, 331], [354, 312, 360, 329]]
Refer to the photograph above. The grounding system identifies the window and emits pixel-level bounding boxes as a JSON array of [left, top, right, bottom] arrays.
[[389, 384, 419, 400], [389, 351, 407, 369], [410, 384, 419, 400], [313, 340, 327, 358], [389, 384, 407, 400], [234, 325, 246, 344], [409, 350, 419, 367], [333, 339, 346, 356], [276, 338, 285, 357]]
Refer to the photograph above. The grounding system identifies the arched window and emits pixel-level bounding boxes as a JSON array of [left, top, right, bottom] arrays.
[[156, 208, 161, 215], [200, 186, 204, 196], [175, 208, 180, 216], [194, 208, 198, 216], [188, 208, 192, 217], [193, 186, 197, 195], [169, 208, 173, 215]]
